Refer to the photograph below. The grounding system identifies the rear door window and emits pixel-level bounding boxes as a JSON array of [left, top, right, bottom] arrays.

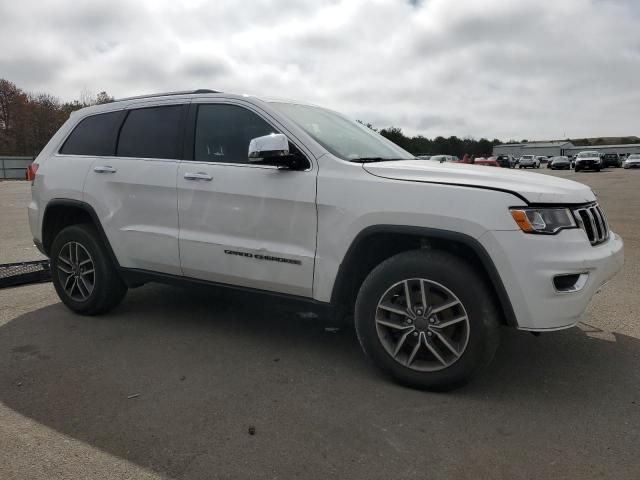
[[117, 105, 184, 159], [59, 110, 126, 156]]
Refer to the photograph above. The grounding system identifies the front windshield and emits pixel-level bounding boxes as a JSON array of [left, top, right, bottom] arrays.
[[553, 156, 568, 161], [577, 151, 599, 158], [270, 102, 413, 161], [628, 154, 640, 160]]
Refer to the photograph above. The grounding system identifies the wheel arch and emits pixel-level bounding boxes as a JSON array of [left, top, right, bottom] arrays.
[[42, 199, 120, 268], [330, 225, 518, 327]]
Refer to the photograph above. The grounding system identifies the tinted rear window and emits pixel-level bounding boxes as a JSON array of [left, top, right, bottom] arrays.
[[59, 111, 125, 156], [117, 106, 184, 159]]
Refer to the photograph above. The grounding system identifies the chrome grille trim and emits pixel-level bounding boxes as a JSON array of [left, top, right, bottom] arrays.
[[573, 203, 609, 245]]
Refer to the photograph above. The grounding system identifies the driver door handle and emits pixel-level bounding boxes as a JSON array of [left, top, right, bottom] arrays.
[[184, 172, 213, 181], [94, 165, 117, 173]]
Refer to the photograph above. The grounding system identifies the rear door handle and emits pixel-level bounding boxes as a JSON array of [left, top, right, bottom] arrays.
[[184, 172, 213, 181], [94, 166, 117, 173]]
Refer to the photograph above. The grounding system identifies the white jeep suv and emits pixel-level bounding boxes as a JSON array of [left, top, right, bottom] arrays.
[[28, 90, 624, 390], [574, 151, 603, 172]]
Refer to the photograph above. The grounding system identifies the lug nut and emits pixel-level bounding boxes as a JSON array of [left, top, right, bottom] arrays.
[[429, 317, 435, 324], [413, 332, 419, 337], [406, 319, 413, 324], [427, 331, 433, 337]]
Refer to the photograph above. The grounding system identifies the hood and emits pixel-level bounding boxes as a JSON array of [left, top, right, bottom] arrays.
[[576, 155, 600, 161], [362, 160, 596, 204]]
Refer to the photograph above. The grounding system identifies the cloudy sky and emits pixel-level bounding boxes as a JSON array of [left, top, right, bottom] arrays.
[[1, 0, 639, 140]]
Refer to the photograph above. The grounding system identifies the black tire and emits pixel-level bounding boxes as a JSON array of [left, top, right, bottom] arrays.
[[518, 166, 522, 169], [575, 166, 581, 172], [354, 250, 500, 391], [50, 224, 127, 315]]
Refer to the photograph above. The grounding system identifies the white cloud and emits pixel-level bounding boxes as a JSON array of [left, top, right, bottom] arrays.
[[1, 0, 638, 140]]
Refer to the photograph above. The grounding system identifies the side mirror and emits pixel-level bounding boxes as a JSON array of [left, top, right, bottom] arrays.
[[248, 133, 289, 162]]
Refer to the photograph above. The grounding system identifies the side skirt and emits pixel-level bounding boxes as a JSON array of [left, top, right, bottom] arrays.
[[119, 267, 333, 314]]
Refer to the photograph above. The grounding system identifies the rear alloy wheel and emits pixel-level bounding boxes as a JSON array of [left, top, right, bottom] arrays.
[[355, 250, 500, 391], [56, 241, 95, 302], [51, 224, 127, 315]]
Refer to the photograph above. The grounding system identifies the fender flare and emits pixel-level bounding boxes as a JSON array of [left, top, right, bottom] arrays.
[[42, 198, 121, 268], [330, 225, 518, 327]]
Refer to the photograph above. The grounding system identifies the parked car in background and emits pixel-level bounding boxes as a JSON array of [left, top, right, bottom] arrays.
[[623, 153, 640, 169], [548, 156, 571, 170], [480, 157, 501, 167], [602, 153, 622, 168], [518, 155, 539, 169], [430, 155, 457, 163], [575, 151, 602, 172], [492, 155, 515, 168], [537, 156, 549, 166]]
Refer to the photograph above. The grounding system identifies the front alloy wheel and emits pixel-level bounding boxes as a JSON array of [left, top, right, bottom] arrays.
[[375, 278, 469, 371], [355, 250, 500, 391]]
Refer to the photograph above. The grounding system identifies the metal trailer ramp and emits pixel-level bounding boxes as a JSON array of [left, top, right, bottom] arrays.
[[0, 260, 51, 289]]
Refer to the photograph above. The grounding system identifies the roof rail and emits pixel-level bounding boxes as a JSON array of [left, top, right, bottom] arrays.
[[114, 89, 220, 102]]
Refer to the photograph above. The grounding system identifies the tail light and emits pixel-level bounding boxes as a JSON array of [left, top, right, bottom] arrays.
[[26, 163, 39, 183]]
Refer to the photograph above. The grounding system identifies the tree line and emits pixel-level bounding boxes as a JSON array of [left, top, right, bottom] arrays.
[[2, 78, 636, 158], [367, 124, 502, 157], [0, 78, 113, 157], [0, 77, 506, 158]]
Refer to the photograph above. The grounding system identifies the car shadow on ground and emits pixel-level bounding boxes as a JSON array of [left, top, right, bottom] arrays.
[[1, 284, 639, 479]]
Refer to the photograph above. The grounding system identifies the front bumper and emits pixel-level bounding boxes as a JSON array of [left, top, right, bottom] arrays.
[[624, 163, 640, 169], [479, 229, 624, 331], [576, 160, 600, 169]]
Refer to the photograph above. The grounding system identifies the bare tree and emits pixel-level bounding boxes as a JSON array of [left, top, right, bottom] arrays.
[[95, 91, 114, 104], [0, 79, 26, 131]]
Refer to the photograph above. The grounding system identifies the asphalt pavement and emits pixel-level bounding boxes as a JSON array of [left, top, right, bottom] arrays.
[[0, 169, 639, 479]]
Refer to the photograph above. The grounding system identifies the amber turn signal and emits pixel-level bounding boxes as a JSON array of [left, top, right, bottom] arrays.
[[510, 210, 534, 232]]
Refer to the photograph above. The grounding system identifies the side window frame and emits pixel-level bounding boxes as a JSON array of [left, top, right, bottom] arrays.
[[183, 101, 312, 170]]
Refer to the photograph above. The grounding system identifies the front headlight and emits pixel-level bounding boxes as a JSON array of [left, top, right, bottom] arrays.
[[510, 207, 576, 234]]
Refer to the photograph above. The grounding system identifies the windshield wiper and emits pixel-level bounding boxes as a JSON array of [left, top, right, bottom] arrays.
[[351, 157, 409, 163]]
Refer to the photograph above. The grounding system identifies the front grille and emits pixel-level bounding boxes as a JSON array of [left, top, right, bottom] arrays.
[[572, 204, 609, 245]]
